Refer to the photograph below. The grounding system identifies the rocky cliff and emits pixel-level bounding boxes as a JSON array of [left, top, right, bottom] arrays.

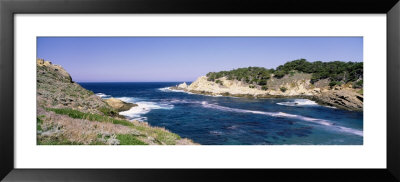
[[173, 72, 363, 111], [37, 59, 111, 115], [37, 58, 196, 145]]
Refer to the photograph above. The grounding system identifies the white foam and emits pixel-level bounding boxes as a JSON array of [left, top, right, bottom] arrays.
[[199, 101, 363, 136], [155, 99, 362, 137], [158, 87, 186, 93], [95, 93, 111, 98], [159, 87, 240, 98], [277, 99, 318, 107], [210, 131, 223, 135], [277, 99, 338, 109], [200, 101, 330, 124], [119, 100, 174, 121], [325, 106, 337, 109], [168, 99, 203, 104], [336, 126, 363, 136]]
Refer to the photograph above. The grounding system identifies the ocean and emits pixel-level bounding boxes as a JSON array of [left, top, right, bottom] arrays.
[[80, 82, 363, 145]]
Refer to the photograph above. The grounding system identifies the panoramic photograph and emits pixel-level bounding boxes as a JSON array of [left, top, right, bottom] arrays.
[[36, 37, 363, 145]]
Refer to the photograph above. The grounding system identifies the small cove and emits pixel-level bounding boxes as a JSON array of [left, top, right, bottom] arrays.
[[81, 82, 363, 145]]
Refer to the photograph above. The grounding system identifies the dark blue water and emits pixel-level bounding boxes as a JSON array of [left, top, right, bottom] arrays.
[[80, 82, 363, 145]]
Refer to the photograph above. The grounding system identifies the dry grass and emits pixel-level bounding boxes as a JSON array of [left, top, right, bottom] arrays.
[[37, 107, 198, 145], [37, 107, 138, 145]]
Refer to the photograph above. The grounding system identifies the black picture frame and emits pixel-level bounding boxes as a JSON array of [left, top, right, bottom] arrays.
[[1, 0, 399, 181]]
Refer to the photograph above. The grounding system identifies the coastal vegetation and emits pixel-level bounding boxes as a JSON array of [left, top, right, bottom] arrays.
[[207, 66, 272, 86], [206, 59, 363, 89]]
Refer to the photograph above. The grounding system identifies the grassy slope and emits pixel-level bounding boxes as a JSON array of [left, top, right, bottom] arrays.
[[36, 59, 194, 145], [44, 108, 182, 145]]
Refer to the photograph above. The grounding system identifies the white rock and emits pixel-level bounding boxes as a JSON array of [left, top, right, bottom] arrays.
[[177, 82, 188, 89], [186, 76, 319, 97]]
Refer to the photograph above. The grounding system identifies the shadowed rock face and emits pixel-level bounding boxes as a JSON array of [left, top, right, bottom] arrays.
[[317, 89, 363, 111], [104, 98, 138, 112]]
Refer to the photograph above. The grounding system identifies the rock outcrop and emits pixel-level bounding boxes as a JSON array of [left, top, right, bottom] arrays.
[[185, 74, 324, 97], [316, 89, 363, 111], [172, 73, 363, 111], [37, 59, 73, 83], [37, 58, 109, 114], [104, 98, 138, 112], [177, 82, 188, 89]]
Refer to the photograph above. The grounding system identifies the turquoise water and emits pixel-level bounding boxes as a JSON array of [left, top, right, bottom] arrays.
[[80, 82, 363, 145]]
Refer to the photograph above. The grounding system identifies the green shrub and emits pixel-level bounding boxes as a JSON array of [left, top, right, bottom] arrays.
[[280, 87, 287, 92], [274, 70, 286, 78], [99, 107, 118, 117], [215, 79, 223, 85], [329, 81, 342, 88], [249, 85, 255, 89], [207, 67, 272, 84], [258, 79, 267, 85], [206, 59, 362, 85], [261, 86, 268, 90], [275, 59, 363, 83]]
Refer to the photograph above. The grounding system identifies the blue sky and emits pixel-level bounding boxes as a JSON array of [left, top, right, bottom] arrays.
[[37, 37, 363, 82]]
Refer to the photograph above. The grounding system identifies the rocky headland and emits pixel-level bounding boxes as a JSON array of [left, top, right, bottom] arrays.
[[171, 60, 363, 111], [36, 58, 196, 145]]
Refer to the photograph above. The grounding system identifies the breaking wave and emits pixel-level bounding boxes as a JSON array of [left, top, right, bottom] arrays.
[[95, 94, 174, 121], [119, 97, 174, 121], [277, 99, 318, 107], [158, 87, 187, 93]]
